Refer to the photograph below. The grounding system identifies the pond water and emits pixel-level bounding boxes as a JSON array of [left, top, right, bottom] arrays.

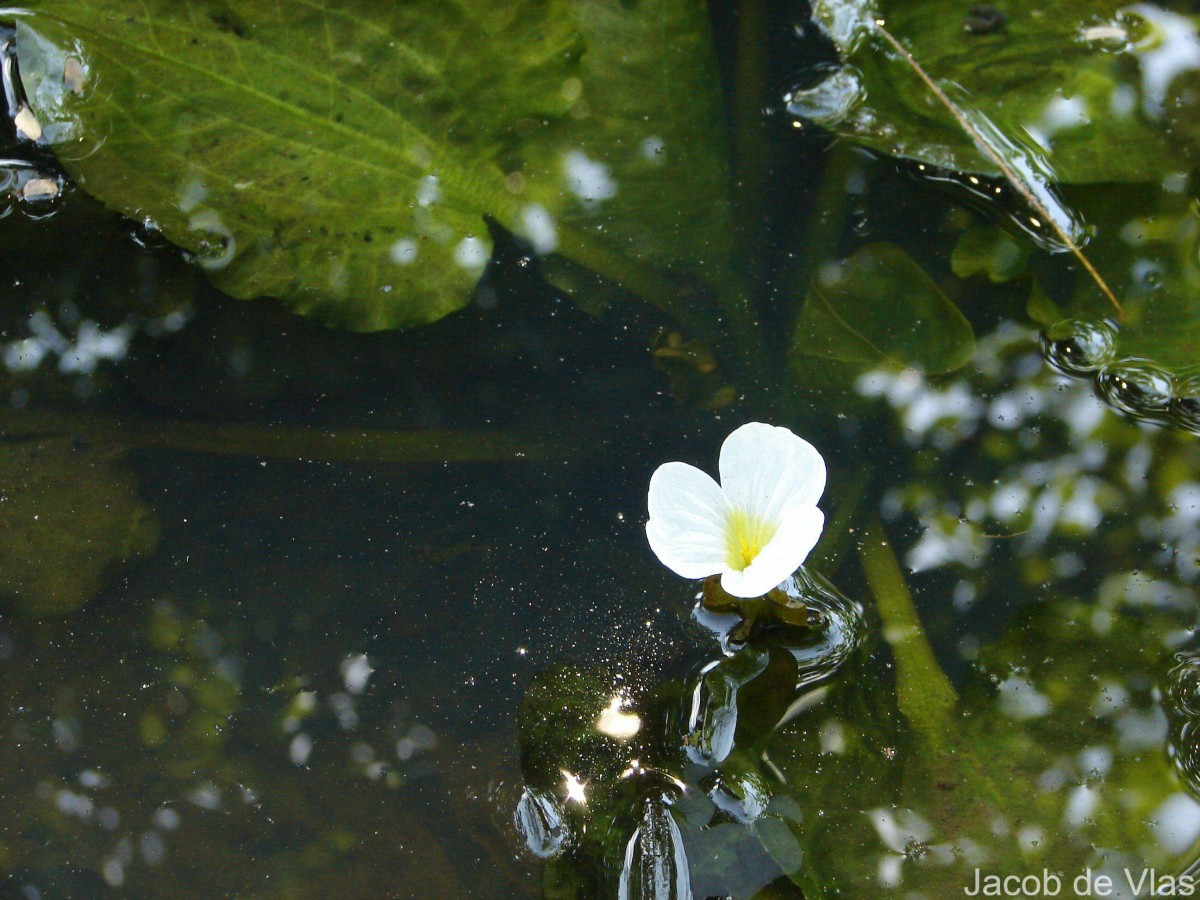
[[3, 1, 1200, 898]]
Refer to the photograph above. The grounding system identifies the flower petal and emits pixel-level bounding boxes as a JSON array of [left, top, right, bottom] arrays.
[[720, 505, 824, 598], [646, 461, 732, 579], [718, 422, 826, 528]]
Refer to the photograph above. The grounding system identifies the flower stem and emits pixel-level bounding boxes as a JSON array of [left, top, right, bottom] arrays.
[[807, 464, 869, 576]]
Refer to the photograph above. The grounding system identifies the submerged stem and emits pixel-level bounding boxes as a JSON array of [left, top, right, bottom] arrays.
[[873, 23, 1124, 320], [553, 224, 702, 330], [0, 408, 583, 463], [858, 514, 957, 740]]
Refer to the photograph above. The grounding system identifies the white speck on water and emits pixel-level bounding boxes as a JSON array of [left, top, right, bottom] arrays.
[[563, 150, 617, 204], [102, 860, 124, 888], [640, 136, 665, 161], [289, 732, 313, 766], [340, 653, 374, 694], [1026, 94, 1090, 149], [3, 338, 47, 372], [187, 782, 222, 810], [417, 175, 442, 207], [998, 676, 1051, 720], [140, 830, 166, 866], [153, 807, 181, 831], [1125, 4, 1200, 118], [177, 179, 208, 213], [1110, 84, 1137, 117], [79, 769, 109, 789], [520, 204, 557, 254], [453, 236, 489, 270], [328, 260, 349, 294], [390, 238, 419, 265], [1151, 793, 1200, 855]]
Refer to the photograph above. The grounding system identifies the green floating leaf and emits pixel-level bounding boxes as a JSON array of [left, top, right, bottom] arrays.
[[1025, 279, 1065, 327], [14, 0, 731, 330], [791, 242, 974, 377], [799, 0, 1193, 184]]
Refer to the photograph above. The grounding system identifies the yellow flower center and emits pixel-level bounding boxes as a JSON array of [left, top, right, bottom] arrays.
[[725, 509, 778, 571]]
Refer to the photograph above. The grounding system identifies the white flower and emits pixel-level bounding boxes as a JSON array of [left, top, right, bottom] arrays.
[[646, 422, 826, 598]]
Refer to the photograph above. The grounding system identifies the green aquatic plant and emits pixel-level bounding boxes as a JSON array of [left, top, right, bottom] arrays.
[[516, 570, 867, 897], [4, 0, 987, 400], [12, 0, 1200, 421], [5, 1, 1200, 897], [8, 0, 738, 345], [796, 0, 1200, 419], [0, 436, 158, 615], [803, 0, 1192, 183]]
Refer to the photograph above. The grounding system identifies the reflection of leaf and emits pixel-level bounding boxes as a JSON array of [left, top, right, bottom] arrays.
[[801, 0, 1191, 184], [15, 0, 730, 331], [555, 0, 732, 288], [791, 243, 974, 376]]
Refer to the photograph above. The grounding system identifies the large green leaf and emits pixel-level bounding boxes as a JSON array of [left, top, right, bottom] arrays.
[[790, 242, 975, 376], [795, 0, 1195, 184], [13, 0, 731, 330]]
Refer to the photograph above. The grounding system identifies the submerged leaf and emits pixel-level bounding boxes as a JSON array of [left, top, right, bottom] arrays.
[[951, 224, 1029, 284], [791, 242, 974, 376], [13, 0, 731, 330], [0, 437, 158, 616]]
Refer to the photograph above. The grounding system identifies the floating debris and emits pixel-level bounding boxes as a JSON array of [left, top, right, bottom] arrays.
[[13, 103, 41, 141]]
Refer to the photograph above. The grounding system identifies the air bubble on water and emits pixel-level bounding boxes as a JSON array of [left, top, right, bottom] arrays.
[[640, 136, 665, 162], [1096, 360, 1175, 420], [453, 235, 489, 271], [126, 213, 171, 250], [785, 65, 865, 128], [187, 209, 236, 270], [1041, 319, 1118, 377]]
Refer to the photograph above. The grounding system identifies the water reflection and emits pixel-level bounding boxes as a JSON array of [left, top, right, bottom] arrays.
[[2, 308, 137, 375], [513, 570, 865, 897], [4, 2, 1200, 896], [0, 597, 460, 896]]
